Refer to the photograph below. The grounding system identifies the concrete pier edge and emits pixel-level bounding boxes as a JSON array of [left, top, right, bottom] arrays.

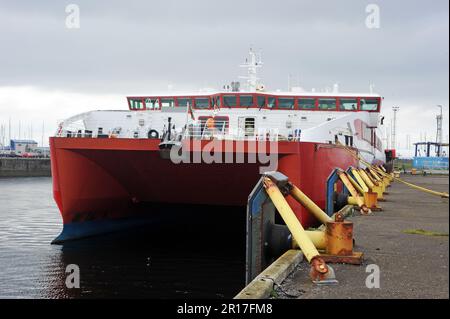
[[0, 157, 51, 177], [234, 249, 304, 299]]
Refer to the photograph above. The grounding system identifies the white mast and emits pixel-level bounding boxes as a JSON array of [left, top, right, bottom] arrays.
[[436, 105, 443, 144], [239, 48, 263, 92], [391, 106, 399, 149], [436, 105, 443, 157]]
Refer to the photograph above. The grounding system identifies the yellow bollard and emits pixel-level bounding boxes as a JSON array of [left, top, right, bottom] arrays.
[[364, 168, 379, 186], [345, 173, 365, 196], [368, 169, 387, 194], [351, 169, 369, 193], [368, 167, 382, 182], [350, 170, 380, 209], [263, 178, 336, 283], [358, 169, 374, 189], [383, 176, 391, 188], [375, 166, 391, 186], [289, 184, 333, 225], [337, 171, 369, 213], [337, 141, 448, 198], [359, 169, 384, 201], [293, 231, 327, 250], [263, 178, 321, 262], [347, 196, 363, 206], [372, 185, 384, 201], [350, 193, 381, 211], [374, 165, 393, 182], [367, 169, 386, 193]]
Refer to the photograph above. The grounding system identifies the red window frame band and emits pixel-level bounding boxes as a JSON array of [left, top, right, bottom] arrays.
[[127, 95, 381, 112]]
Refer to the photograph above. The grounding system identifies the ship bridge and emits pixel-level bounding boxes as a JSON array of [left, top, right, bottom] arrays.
[[127, 92, 382, 113]]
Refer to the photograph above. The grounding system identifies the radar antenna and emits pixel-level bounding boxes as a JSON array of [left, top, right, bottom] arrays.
[[239, 48, 263, 92]]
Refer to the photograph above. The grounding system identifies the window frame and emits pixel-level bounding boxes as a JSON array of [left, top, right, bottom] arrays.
[[222, 94, 238, 108], [266, 95, 278, 109], [238, 94, 255, 108], [317, 97, 338, 111], [160, 97, 175, 108], [175, 97, 193, 108], [338, 97, 359, 112], [193, 96, 211, 110], [359, 97, 380, 112], [129, 94, 381, 112], [297, 97, 318, 110], [212, 94, 221, 108], [277, 96, 296, 110], [256, 94, 267, 109], [144, 97, 160, 110], [128, 97, 146, 111]]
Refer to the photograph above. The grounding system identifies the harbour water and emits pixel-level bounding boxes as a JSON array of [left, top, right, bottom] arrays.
[[0, 177, 245, 298]]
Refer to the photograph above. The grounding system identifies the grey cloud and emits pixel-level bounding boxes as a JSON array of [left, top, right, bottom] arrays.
[[0, 0, 448, 139]]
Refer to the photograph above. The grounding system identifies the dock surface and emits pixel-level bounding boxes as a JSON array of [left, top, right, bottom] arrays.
[[275, 175, 449, 299]]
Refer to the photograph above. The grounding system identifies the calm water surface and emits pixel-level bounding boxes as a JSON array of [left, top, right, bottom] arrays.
[[0, 177, 245, 298]]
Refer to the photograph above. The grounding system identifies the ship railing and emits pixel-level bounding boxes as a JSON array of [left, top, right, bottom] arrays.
[[58, 127, 287, 142], [58, 123, 292, 142], [182, 122, 283, 142]]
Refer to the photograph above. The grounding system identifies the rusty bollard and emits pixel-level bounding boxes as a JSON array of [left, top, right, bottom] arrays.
[[322, 212, 363, 264]]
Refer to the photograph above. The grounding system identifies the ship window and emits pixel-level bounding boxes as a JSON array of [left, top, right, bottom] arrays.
[[239, 117, 256, 137], [177, 98, 192, 107], [213, 96, 221, 108], [298, 98, 316, 109], [360, 98, 379, 111], [129, 99, 144, 110], [223, 95, 237, 107], [194, 97, 210, 109], [239, 95, 254, 107], [318, 98, 337, 110], [267, 97, 276, 108], [257, 95, 266, 107], [160, 98, 175, 107], [278, 98, 295, 109], [145, 98, 159, 110], [340, 98, 358, 111]]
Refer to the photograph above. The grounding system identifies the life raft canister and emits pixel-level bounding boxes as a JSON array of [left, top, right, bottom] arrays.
[[148, 129, 159, 139]]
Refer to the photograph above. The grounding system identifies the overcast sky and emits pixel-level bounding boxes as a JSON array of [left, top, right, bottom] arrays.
[[0, 0, 448, 151]]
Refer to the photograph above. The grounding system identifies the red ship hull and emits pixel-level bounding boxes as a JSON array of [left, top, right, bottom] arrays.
[[49, 137, 358, 242]]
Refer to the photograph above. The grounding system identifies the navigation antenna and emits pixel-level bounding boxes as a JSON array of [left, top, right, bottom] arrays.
[[436, 105, 443, 156], [239, 48, 264, 92], [391, 106, 399, 149]]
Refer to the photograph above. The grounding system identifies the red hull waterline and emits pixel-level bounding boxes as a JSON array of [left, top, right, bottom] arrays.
[[49, 137, 358, 243]]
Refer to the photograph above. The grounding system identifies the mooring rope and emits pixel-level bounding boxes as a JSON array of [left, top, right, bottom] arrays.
[[335, 142, 449, 199]]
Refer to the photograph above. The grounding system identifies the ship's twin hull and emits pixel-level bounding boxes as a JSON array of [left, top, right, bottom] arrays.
[[50, 138, 358, 242]]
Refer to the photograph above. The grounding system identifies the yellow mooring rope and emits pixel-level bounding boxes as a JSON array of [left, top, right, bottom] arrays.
[[336, 142, 449, 199]]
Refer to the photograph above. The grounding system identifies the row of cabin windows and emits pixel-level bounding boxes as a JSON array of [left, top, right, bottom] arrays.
[[128, 96, 379, 111]]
